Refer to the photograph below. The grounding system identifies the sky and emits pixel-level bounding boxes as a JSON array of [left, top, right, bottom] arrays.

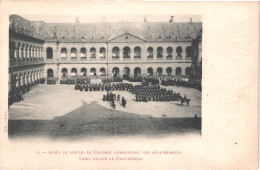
[[20, 15, 202, 23]]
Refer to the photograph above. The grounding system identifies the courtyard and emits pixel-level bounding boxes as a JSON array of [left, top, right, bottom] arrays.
[[8, 81, 201, 139]]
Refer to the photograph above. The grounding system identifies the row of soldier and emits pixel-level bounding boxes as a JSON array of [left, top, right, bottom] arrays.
[[75, 82, 134, 92], [161, 79, 202, 91], [60, 78, 90, 85], [102, 78, 123, 83]]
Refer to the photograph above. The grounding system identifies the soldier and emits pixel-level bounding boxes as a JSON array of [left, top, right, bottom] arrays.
[[103, 94, 106, 101], [122, 97, 126, 107], [117, 94, 120, 101]]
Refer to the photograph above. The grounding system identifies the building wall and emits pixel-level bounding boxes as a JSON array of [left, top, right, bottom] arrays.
[[9, 37, 45, 92], [43, 41, 193, 79]]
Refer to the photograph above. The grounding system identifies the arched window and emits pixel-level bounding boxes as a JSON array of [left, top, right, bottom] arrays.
[[81, 68, 87, 76], [62, 68, 68, 77], [47, 47, 53, 59], [47, 69, 53, 78], [123, 47, 130, 58], [157, 67, 163, 76], [185, 67, 190, 76], [90, 68, 96, 76], [61, 48, 67, 58], [176, 46, 182, 58], [112, 47, 120, 58], [80, 48, 86, 59], [166, 47, 173, 58], [134, 67, 141, 78], [157, 47, 163, 58], [147, 67, 153, 76], [100, 47, 106, 58], [166, 67, 172, 76], [176, 67, 182, 76], [15, 75, 19, 88], [147, 47, 153, 58], [71, 48, 77, 58], [90, 48, 96, 58], [71, 68, 77, 76], [186, 46, 192, 57], [112, 67, 120, 78], [134, 47, 141, 58], [100, 68, 106, 76]]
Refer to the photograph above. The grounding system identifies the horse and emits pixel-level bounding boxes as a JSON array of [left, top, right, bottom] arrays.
[[180, 96, 191, 107]]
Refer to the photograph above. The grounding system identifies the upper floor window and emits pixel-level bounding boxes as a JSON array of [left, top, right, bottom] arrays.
[[112, 47, 119, 58], [71, 48, 77, 58], [147, 47, 153, 58], [157, 47, 163, 58], [90, 48, 96, 58], [123, 47, 130, 58], [176, 46, 183, 58], [100, 47, 106, 58], [166, 47, 173, 58], [61, 48, 67, 58], [80, 48, 86, 58], [134, 47, 141, 58], [47, 47, 53, 59]]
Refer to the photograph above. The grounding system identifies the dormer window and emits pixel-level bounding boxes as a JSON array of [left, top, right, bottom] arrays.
[[62, 37, 65, 40], [82, 36, 85, 40]]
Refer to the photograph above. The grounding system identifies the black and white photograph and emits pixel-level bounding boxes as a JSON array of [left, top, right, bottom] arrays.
[[8, 14, 202, 139]]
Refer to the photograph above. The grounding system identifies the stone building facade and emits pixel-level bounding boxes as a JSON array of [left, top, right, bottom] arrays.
[[9, 15, 202, 92]]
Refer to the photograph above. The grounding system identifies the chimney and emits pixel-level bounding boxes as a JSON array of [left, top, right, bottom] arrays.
[[169, 16, 174, 22], [190, 18, 192, 23], [144, 15, 147, 22]]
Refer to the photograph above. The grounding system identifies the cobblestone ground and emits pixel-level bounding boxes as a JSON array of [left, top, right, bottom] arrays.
[[8, 82, 201, 139]]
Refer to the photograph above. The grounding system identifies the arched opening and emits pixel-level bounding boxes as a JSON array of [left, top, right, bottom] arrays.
[[81, 68, 87, 76], [21, 44, 24, 59], [90, 48, 96, 58], [157, 47, 163, 58], [123, 67, 130, 79], [147, 47, 153, 58], [90, 68, 96, 76], [47, 47, 53, 59], [112, 67, 120, 78], [80, 48, 86, 59], [186, 46, 192, 57], [185, 67, 190, 76], [147, 67, 153, 76], [134, 47, 141, 58], [24, 72, 27, 85], [71, 48, 77, 59], [166, 47, 173, 58], [100, 68, 106, 76], [47, 69, 53, 78], [61, 48, 67, 58], [134, 67, 141, 78], [71, 68, 77, 76], [112, 47, 120, 58], [15, 75, 19, 88], [166, 67, 172, 76], [123, 47, 130, 58], [176, 46, 182, 58], [25, 45, 28, 59], [19, 73, 23, 87], [100, 47, 106, 58], [176, 67, 182, 76], [157, 67, 163, 76]]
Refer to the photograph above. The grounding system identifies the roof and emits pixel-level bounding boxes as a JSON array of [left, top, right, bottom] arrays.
[[10, 15, 202, 43]]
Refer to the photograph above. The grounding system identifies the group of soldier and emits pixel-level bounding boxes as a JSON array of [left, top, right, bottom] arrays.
[[161, 78, 202, 91], [8, 78, 45, 107], [60, 78, 90, 85], [103, 91, 127, 109], [101, 78, 123, 83], [131, 85, 182, 102], [75, 82, 134, 92]]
